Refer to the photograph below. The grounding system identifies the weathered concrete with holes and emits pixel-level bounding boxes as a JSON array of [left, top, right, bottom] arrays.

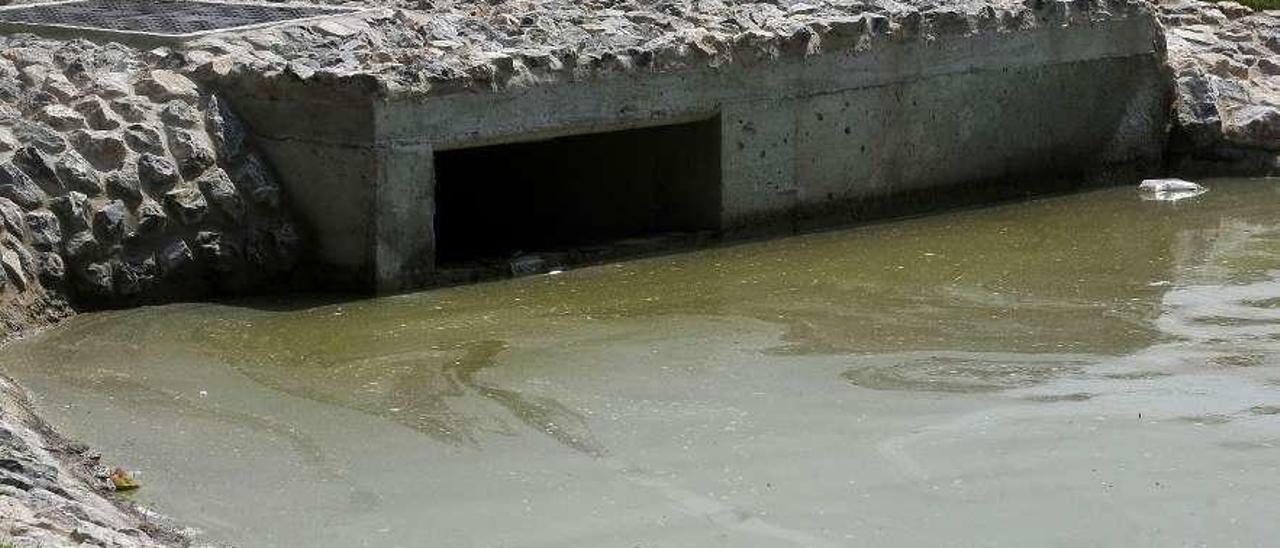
[[215, 6, 1170, 293]]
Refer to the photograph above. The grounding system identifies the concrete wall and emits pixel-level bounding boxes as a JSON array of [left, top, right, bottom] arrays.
[[220, 14, 1169, 293]]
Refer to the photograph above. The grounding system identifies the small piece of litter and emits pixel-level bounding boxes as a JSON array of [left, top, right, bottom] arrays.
[[110, 468, 140, 491], [1138, 178, 1206, 201]]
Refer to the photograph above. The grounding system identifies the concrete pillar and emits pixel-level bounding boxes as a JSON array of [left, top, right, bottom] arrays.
[[373, 143, 435, 293]]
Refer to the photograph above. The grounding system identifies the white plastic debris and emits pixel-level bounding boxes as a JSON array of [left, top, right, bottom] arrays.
[[1138, 178, 1206, 201]]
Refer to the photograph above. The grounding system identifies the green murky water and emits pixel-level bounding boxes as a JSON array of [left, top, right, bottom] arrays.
[[4, 179, 1280, 546]]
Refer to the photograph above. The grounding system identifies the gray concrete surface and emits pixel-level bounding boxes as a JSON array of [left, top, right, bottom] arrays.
[[214, 3, 1169, 292]]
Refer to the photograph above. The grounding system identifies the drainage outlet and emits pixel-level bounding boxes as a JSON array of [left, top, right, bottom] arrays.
[[433, 117, 723, 266], [0, 0, 357, 44]]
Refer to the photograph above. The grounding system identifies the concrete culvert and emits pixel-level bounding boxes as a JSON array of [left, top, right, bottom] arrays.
[[432, 117, 722, 266]]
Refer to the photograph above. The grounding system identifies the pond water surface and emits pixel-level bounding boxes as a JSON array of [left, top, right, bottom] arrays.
[[4, 179, 1280, 547]]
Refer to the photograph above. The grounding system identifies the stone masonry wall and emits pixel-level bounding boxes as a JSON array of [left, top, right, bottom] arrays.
[[1160, 0, 1280, 175], [0, 33, 305, 548], [0, 35, 302, 336]]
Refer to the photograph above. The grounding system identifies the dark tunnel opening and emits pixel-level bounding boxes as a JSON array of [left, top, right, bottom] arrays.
[[433, 117, 722, 265]]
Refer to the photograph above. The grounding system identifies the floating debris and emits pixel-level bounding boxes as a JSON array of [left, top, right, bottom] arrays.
[[109, 468, 140, 491], [1138, 178, 1207, 201]]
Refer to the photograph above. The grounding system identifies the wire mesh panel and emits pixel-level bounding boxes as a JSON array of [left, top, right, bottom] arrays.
[[0, 0, 350, 36]]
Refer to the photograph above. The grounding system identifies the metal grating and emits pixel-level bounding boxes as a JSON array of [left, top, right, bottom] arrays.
[[0, 0, 351, 36]]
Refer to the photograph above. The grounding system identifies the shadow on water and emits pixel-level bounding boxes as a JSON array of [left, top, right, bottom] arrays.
[[213, 175, 1132, 316], [328, 337, 606, 455], [196, 324, 609, 455], [0, 303, 608, 460], [448, 340, 607, 457]]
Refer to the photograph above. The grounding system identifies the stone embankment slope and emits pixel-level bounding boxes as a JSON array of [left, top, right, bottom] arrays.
[[0, 37, 301, 333], [1159, 0, 1280, 174], [1, 376, 182, 547], [1, 33, 299, 548]]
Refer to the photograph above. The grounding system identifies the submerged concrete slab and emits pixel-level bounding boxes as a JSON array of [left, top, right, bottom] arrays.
[[207, 0, 1171, 293]]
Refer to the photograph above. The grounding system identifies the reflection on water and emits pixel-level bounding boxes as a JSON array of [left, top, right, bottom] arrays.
[[449, 339, 606, 456], [3, 178, 1280, 547]]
